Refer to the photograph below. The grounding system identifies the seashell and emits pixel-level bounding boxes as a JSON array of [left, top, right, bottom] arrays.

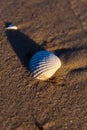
[[6, 23, 18, 30], [29, 51, 61, 81]]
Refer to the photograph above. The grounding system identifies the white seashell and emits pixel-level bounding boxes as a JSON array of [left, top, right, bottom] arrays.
[[6, 24, 18, 30], [29, 51, 61, 81]]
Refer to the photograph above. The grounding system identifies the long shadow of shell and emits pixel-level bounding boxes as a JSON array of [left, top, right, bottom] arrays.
[[5, 22, 61, 81], [5, 22, 44, 70]]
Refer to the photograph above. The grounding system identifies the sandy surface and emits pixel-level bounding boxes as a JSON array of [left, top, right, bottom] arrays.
[[0, 0, 87, 130]]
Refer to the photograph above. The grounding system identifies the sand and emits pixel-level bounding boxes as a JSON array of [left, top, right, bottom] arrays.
[[0, 0, 87, 130]]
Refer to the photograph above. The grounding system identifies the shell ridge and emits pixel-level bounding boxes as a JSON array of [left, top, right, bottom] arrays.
[[29, 51, 61, 80], [33, 66, 59, 78]]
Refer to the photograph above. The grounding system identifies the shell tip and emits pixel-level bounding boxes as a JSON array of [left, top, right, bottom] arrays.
[[6, 23, 18, 30]]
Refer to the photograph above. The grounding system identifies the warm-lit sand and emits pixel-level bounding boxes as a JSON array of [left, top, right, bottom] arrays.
[[0, 0, 87, 129]]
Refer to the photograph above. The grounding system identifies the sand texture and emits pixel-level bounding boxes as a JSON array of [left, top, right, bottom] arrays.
[[0, 0, 87, 130]]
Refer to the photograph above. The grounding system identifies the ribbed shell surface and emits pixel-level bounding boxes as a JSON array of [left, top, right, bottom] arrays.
[[29, 51, 61, 80]]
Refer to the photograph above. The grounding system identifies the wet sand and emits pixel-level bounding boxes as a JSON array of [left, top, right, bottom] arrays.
[[0, 0, 87, 130]]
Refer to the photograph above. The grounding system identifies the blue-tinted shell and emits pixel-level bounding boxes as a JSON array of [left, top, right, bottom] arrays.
[[29, 51, 61, 80]]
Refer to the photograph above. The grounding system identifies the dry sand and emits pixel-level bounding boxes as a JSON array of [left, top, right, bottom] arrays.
[[0, 0, 87, 130]]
